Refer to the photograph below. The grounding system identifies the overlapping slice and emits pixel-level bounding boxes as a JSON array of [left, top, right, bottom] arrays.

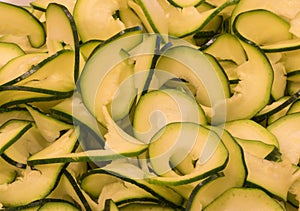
[[148, 122, 228, 185]]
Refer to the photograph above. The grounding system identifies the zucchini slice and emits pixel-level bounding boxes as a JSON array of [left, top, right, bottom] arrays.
[[234, 138, 276, 159], [232, 9, 292, 46], [0, 161, 65, 207], [148, 122, 228, 185], [80, 166, 184, 209], [45, 2, 80, 81], [78, 27, 143, 126], [0, 2, 46, 48], [204, 187, 285, 211], [231, 0, 300, 26], [46, 3, 77, 52], [202, 33, 247, 65], [0, 53, 48, 86], [253, 95, 296, 124], [185, 128, 246, 209], [79, 40, 102, 61], [209, 41, 274, 123], [262, 38, 300, 53], [14, 50, 76, 93], [0, 89, 70, 108]]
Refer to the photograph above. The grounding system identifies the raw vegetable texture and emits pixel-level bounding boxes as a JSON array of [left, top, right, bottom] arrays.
[[0, 0, 300, 210]]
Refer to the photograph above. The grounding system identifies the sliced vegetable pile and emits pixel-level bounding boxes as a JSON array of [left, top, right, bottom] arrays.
[[0, 0, 300, 210]]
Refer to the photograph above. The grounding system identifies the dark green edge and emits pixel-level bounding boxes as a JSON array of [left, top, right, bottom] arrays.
[[286, 70, 300, 79], [26, 147, 147, 166], [0, 107, 28, 114], [262, 43, 300, 53], [0, 85, 74, 95], [104, 199, 117, 211], [146, 157, 228, 186], [1, 153, 27, 169], [30, 2, 47, 12], [0, 93, 73, 108], [116, 198, 162, 209]]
